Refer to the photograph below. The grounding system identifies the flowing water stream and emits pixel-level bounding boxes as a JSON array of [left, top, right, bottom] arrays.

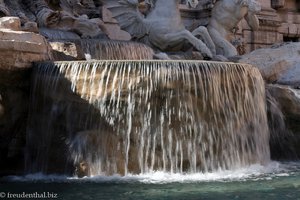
[[26, 60, 270, 176]]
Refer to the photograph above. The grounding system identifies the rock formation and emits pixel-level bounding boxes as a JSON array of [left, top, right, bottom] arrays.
[[267, 84, 300, 159], [239, 42, 300, 159], [0, 17, 52, 69], [239, 42, 300, 86]]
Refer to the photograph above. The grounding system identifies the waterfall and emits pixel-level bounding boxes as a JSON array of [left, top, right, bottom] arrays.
[[77, 40, 154, 60], [51, 40, 154, 61], [26, 60, 270, 176]]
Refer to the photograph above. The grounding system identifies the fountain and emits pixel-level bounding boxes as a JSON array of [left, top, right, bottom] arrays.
[[26, 60, 270, 176], [0, 0, 270, 177], [1, 1, 300, 200]]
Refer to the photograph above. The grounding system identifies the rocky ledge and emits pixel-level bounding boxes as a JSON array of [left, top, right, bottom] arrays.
[[239, 42, 300, 87], [240, 43, 300, 159], [0, 17, 51, 70]]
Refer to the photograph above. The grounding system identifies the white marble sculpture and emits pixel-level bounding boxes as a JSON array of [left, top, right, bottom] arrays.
[[206, 0, 261, 57], [105, 0, 213, 59]]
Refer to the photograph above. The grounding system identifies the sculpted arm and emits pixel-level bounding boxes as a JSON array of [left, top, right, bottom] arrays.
[[245, 12, 259, 31], [245, 0, 261, 31]]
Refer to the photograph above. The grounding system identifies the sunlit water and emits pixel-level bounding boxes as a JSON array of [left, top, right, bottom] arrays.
[[1, 161, 300, 199]]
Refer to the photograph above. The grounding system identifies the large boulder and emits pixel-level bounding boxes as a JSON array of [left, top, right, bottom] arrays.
[[0, 17, 21, 31], [0, 17, 52, 70], [0, 17, 52, 176], [240, 43, 300, 159], [267, 84, 300, 159], [239, 42, 300, 87]]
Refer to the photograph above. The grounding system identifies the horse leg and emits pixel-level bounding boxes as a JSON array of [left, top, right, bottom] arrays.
[[163, 30, 213, 59], [192, 26, 216, 55], [208, 26, 238, 57]]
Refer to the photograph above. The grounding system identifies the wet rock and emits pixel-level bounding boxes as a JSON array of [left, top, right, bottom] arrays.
[[0, 102, 4, 118], [239, 42, 300, 87], [0, 68, 31, 176], [75, 161, 90, 178], [267, 84, 300, 158], [21, 21, 39, 33]]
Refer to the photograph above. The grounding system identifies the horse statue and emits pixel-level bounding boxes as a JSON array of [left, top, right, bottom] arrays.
[[104, 0, 213, 59], [205, 0, 261, 57]]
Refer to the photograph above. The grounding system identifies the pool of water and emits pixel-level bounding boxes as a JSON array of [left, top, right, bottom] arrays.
[[1, 162, 300, 200]]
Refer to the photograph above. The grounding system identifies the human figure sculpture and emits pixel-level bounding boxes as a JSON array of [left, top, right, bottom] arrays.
[[24, 0, 105, 38], [59, 0, 101, 18], [206, 0, 261, 57], [105, 0, 213, 59], [1, 0, 107, 38]]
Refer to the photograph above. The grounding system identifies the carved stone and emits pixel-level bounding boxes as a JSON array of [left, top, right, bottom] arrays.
[[105, 0, 213, 58], [0, 17, 52, 70], [0, 17, 21, 31], [206, 0, 261, 57]]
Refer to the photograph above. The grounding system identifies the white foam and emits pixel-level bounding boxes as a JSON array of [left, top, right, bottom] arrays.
[[3, 161, 300, 184]]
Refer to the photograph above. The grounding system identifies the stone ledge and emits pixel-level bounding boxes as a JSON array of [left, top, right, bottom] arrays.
[[0, 29, 52, 70], [0, 29, 47, 44]]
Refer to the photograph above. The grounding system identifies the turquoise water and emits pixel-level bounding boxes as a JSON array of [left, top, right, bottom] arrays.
[[1, 162, 300, 200]]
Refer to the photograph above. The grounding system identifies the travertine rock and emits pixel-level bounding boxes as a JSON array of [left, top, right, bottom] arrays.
[[101, 6, 131, 41], [267, 84, 300, 157], [268, 84, 300, 125], [239, 42, 300, 86], [0, 17, 21, 31], [21, 21, 39, 33], [0, 28, 52, 69]]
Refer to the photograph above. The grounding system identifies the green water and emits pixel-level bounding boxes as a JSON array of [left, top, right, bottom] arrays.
[[1, 162, 300, 200]]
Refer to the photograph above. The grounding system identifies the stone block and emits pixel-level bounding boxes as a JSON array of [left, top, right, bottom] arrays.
[[102, 6, 118, 23], [104, 24, 131, 41], [0, 17, 21, 31], [278, 23, 300, 36], [0, 29, 52, 69], [243, 30, 282, 44]]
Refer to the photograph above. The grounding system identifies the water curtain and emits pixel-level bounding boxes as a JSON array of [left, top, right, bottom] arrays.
[[27, 60, 270, 175]]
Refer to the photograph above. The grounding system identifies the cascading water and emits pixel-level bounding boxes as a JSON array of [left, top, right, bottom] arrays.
[[77, 40, 154, 60], [51, 39, 154, 61], [26, 60, 270, 176]]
